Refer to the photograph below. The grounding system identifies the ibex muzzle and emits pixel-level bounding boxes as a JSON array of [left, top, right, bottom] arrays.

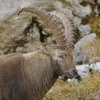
[[0, 7, 81, 100]]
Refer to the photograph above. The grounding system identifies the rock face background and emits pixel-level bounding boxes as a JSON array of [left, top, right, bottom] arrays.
[[0, 0, 100, 61]]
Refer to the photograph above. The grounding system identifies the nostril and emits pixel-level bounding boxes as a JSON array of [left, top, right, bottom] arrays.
[[72, 69, 82, 82], [62, 75, 68, 81], [76, 75, 82, 82]]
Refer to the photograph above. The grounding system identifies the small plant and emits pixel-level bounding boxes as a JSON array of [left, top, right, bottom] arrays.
[[91, 24, 100, 37]]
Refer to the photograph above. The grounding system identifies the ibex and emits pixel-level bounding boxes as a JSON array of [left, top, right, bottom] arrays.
[[0, 7, 80, 100]]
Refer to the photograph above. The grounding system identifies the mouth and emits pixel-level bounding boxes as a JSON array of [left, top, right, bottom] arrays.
[[61, 69, 82, 82]]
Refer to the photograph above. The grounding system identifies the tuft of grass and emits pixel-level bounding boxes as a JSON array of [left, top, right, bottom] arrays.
[[91, 24, 100, 37], [44, 72, 100, 100], [82, 39, 100, 64]]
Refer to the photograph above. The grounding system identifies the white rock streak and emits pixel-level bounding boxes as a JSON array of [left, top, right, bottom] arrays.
[[76, 62, 100, 78]]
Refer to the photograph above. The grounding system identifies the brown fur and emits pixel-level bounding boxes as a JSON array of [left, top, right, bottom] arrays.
[[0, 47, 75, 100]]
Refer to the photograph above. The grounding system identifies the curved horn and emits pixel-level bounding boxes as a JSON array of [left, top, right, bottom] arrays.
[[18, 7, 75, 50], [50, 11, 76, 59], [50, 11, 75, 49]]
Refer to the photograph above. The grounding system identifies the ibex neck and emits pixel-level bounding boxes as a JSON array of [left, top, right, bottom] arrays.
[[23, 51, 58, 100]]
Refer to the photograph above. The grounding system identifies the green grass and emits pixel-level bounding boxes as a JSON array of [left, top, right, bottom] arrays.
[[91, 24, 100, 37]]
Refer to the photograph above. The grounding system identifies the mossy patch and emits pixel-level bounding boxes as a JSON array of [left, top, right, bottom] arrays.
[[91, 24, 100, 37]]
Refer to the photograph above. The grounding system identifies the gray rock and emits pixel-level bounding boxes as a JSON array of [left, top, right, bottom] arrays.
[[76, 62, 100, 78], [67, 0, 92, 18], [76, 64, 90, 78], [90, 62, 100, 71], [97, 0, 100, 4], [95, 4, 100, 16], [0, 0, 35, 22], [73, 16, 82, 27], [52, 1, 73, 18], [78, 24, 91, 36], [74, 33, 97, 64]]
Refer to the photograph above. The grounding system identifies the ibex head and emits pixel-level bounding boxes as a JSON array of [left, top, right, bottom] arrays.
[[18, 7, 81, 81]]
